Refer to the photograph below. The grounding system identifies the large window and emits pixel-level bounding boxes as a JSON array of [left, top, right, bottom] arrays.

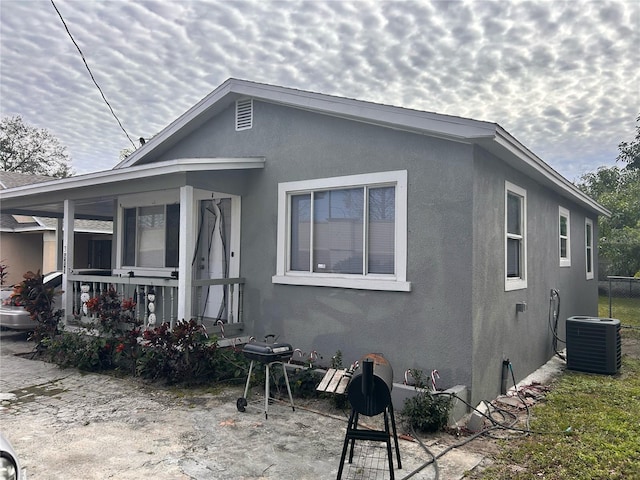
[[559, 206, 571, 267], [585, 218, 594, 280], [122, 204, 180, 268], [505, 182, 527, 291], [273, 171, 409, 291]]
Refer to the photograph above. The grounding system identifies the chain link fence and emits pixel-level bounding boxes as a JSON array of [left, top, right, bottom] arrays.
[[599, 276, 640, 321]]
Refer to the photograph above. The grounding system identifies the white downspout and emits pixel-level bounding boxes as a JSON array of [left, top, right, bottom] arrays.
[[62, 200, 75, 324]]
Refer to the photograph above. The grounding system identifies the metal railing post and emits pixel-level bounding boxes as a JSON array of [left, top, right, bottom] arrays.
[[609, 276, 612, 318]]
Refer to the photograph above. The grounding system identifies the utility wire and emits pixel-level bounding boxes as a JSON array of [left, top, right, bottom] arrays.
[[50, 0, 137, 151]]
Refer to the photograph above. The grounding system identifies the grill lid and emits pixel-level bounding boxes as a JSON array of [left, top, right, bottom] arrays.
[[242, 341, 294, 363]]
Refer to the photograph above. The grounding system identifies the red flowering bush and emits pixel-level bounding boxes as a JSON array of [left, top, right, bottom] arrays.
[[138, 319, 216, 384], [34, 278, 246, 383], [85, 285, 139, 335], [11, 271, 63, 344]]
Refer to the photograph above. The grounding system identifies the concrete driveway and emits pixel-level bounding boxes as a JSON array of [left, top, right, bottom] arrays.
[[0, 330, 483, 479]]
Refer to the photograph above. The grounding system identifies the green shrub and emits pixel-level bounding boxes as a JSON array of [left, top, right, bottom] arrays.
[[286, 367, 322, 398], [401, 369, 451, 433], [43, 329, 114, 371]]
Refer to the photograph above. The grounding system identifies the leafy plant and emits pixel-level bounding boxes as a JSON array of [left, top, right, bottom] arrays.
[[138, 319, 240, 385], [287, 368, 322, 399], [43, 329, 114, 371], [86, 285, 139, 335], [401, 369, 451, 433], [11, 270, 62, 344], [0, 259, 8, 286]]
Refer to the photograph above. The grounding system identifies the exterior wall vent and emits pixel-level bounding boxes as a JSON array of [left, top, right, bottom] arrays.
[[566, 316, 621, 375], [236, 99, 253, 131]]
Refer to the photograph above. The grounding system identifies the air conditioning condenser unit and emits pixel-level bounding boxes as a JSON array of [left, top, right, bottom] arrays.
[[566, 316, 621, 375]]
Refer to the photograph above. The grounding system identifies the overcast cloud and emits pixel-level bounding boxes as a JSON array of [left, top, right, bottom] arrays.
[[1, 0, 638, 181]]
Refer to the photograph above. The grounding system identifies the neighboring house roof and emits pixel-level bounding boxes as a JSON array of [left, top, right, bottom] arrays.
[[37, 217, 112, 234], [0, 171, 113, 233], [0, 170, 53, 189], [0, 79, 609, 217]]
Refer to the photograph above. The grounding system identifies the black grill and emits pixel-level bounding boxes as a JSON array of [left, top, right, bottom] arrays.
[[241, 341, 294, 363], [337, 353, 402, 480], [237, 337, 295, 419]]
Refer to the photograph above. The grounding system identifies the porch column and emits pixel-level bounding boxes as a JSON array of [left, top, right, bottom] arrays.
[[177, 186, 195, 324], [61, 200, 75, 322]]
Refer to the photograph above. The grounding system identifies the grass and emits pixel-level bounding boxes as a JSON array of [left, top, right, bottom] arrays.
[[475, 296, 640, 480], [600, 294, 640, 340]]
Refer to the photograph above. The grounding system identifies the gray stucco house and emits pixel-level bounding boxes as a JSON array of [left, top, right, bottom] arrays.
[[0, 78, 608, 405]]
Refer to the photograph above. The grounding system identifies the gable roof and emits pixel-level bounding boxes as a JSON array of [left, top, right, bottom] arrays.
[[0, 80, 608, 218], [115, 78, 609, 217]]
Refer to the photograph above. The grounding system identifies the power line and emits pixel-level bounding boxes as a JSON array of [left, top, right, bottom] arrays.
[[50, 0, 137, 151]]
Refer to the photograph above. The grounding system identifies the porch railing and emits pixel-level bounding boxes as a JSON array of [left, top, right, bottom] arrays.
[[67, 274, 244, 331]]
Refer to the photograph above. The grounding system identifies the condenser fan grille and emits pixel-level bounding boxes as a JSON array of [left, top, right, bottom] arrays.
[[566, 316, 621, 375]]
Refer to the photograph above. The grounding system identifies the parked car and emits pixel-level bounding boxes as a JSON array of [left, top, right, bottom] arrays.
[[0, 270, 111, 331], [0, 432, 23, 480]]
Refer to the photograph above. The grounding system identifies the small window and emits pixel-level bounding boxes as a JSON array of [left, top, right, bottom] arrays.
[[505, 182, 527, 291], [122, 204, 180, 268], [559, 207, 571, 267], [585, 218, 594, 280], [273, 171, 409, 291]]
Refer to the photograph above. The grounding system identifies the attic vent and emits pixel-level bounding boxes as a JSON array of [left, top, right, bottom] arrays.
[[236, 99, 253, 131]]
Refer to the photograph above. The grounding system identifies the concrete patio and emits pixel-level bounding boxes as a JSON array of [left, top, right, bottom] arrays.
[[0, 330, 485, 479]]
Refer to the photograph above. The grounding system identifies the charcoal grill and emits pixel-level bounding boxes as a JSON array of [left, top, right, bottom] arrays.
[[337, 353, 402, 480], [236, 337, 295, 419]]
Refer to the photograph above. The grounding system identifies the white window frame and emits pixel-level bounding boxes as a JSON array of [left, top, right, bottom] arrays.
[[115, 191, 180, 277], [559, 206, 571, 267], [273, 170, 410, 291], [505, 181, 527, 291], [585, 217, 594, 280]]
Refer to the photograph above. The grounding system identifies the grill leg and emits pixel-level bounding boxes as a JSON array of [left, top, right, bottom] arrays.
[[389, 402, 402, 469], [279, 361, 295, 412], [243, 360, 255, 399], [337, 409, 358, 480], [348, 411, 359, 463], [265, 362, 270, 419], [383, 411, 395, 480]]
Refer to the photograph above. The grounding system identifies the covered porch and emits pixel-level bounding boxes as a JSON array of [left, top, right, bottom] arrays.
[[0, 157, 264, 339]]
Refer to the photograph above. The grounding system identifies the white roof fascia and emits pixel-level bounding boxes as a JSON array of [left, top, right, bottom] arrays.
[[115, 81, 236, 168], [1, 225, 111, 234], [111, 78, 606, 218], [34, 217, 113, 234], [117, 79, 497, 169], [1, 225, 49, 233], [229, 80, 498, 139], [492, 127, 610, 217], [0, 157, 265, 200]]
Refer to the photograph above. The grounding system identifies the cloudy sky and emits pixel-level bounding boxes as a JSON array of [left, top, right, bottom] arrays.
[[1, 0, 638, 181]]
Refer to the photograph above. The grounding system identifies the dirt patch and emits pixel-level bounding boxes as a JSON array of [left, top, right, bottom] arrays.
[[622, 334, 640, 359]]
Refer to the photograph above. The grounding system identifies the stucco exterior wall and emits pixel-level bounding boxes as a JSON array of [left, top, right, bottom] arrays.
[[162, 100, 476, 389], [471, 147, 599, 404], [0, 232, 43, 286], [156, 100, 601, 403]]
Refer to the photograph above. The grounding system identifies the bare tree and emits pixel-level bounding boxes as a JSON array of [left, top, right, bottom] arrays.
[[0, 115, 74, 178]]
